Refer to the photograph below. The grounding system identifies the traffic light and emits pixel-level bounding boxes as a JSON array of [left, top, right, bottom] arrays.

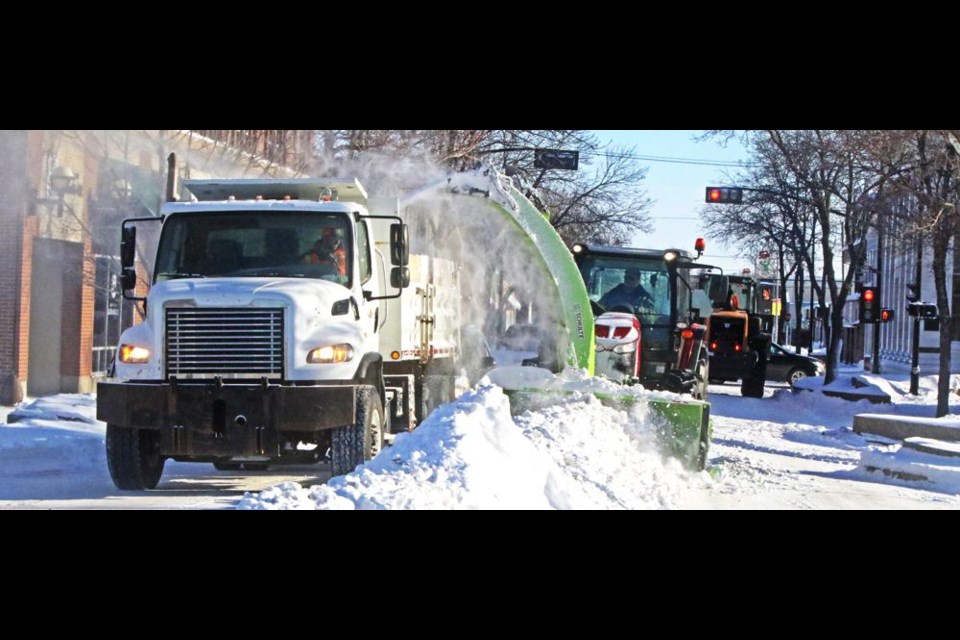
[[860, 285, 879, 323], [907, 302, 938, 318], [705, 187, 743, 204], [906, 282, 920, 303], [880, 308, 894, 323], [920, 303, 939, 319]]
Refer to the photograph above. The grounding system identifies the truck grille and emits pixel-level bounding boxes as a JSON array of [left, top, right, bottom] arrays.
[[165, 308, 284, 377]]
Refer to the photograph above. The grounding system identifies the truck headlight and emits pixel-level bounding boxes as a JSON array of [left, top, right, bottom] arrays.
[[119, 344, 151, 364], [307, 344, 354, 364]]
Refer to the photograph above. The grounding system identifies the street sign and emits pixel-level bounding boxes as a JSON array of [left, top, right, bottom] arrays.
[[534, 149, 579, 170]]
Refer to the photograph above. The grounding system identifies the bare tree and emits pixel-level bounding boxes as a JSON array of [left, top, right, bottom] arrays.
[[314, 130, 652, 247], [702, 137, 824, 349], [876, 130, 960, 415]]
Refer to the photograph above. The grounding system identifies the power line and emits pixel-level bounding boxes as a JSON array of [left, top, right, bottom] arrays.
[[581, 149, 754, 168]]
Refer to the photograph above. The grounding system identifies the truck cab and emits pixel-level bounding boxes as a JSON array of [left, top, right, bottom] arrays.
[[97, 177, 464, 489]]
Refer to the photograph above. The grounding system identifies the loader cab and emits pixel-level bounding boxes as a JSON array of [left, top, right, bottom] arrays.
[[573, 244, 698, 383]]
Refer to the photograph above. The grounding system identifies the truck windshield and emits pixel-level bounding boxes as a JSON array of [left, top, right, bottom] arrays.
[[154, 211, 352, 286], [579, 256, 671, 318]]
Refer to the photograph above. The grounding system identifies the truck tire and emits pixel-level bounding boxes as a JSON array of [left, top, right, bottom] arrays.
[[106, 425, 165, 490], [415, 375, 453, 425], [330, 386, 384, 477], [740, 352, 767, 398]]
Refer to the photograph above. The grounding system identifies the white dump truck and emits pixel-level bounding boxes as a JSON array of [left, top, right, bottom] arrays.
[[98, 173, 463, 489]]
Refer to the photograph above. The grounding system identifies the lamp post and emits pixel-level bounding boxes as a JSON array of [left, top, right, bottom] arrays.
[[47, 165, 82, 216]]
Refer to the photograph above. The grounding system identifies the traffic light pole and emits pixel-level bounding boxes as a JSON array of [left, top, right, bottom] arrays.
[[871, 216, 884, 374], [910, 238, 923, 395]]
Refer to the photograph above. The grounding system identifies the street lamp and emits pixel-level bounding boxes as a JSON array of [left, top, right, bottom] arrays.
[[47, 165, 82, 216]]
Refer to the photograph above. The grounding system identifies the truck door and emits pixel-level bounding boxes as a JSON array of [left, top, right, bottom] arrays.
[[356, 220, 381, 341]]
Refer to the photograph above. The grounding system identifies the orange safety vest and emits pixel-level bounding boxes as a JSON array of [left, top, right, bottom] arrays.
[[308, 247, 346, 276]]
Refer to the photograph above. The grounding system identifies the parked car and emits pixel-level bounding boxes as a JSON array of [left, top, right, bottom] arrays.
[[766, 342, 825, 387]]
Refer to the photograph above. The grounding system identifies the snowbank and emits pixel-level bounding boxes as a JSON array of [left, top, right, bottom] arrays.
[[238, 382, 700, 510]]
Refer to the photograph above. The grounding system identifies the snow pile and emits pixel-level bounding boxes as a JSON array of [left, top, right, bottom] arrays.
[[857, 444, 960, 493], [0, 395, 105, 474], [238, 382, 697, 510], [794, 372, 890, 399], [486, 365, 690, 403]]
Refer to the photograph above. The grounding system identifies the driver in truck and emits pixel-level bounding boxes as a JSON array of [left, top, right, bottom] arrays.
[[600, 267, 653, 310], [304, 227, 346, 276]]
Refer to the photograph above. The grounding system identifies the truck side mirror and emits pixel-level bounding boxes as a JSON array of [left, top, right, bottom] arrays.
[[390, 223, 409, 266], [121, 267, 137, 291], [391, 266, 410, 289], [121, 224, 137, 268]]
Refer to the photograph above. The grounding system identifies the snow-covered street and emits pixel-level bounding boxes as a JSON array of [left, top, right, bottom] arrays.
[[3, 371, 960, 509]]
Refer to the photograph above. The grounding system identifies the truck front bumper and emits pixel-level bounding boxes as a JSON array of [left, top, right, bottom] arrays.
[[97, 381, 356, 458]]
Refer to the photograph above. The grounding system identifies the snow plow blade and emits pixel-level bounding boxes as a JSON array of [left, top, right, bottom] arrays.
[[502, 388, 711, 471]]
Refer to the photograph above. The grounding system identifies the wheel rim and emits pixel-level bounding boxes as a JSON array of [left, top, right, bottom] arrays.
[[789, 369, 807, 386]]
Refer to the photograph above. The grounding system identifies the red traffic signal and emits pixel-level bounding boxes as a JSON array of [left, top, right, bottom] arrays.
[[880, 308, 894, 323], [860, 285, 879, 322], [705, 187, 743, 204]]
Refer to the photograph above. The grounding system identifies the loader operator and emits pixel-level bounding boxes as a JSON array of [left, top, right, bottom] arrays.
[[304, 227, 346, 277], [600, 267, 654, 311]]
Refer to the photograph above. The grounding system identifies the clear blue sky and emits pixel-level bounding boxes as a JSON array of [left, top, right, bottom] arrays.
[[589, 130, 751, 274]]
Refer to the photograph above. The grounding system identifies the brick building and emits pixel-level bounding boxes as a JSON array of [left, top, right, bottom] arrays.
[[0, 130, 308, 404]]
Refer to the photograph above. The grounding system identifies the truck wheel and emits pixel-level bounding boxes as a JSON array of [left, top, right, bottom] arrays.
[[740, 353, 767, 398], [106, 425, 165, 490], [330, 386, 384, 477]]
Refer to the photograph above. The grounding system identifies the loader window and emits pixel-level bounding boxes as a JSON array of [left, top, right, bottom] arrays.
[[155, 211, 353, 286], [578, 256, 671, 319], [577, 254, 673, 354]]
